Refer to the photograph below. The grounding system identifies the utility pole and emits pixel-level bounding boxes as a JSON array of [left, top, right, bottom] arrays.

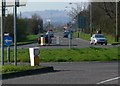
[[47, 19, 51, 45], [90, 2, 92, 37], [1, 0, 6, 66], [115, 1, 119, 42], [14, 0, 19, 66], [76, 4, 79, 38]]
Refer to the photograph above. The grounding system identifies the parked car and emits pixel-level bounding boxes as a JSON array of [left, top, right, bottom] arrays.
[[90, 34, 107, 45], [63, 30, 69, 38], [44, 34, 52, 44], [37, 34, 52, 44], [46, 29, 54, 37]]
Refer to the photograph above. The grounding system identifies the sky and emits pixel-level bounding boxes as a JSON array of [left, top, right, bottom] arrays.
[[16, 0, 89, 12], [18, 2, 71, 12], [5, 0, 118, 14]]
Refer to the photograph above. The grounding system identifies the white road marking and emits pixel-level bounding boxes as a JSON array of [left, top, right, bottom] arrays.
[[96, 77, 120, 84]]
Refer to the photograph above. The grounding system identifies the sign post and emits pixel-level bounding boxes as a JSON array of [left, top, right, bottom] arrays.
[[1, 0, 6, 66], [4, 36, 13, 62], [68, 30, 72, 49], [1, 0, 27, 66]]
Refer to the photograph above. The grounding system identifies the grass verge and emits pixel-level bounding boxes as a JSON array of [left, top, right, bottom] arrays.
[[73, 32, 120, 44], [40, 47, 118, 62], [17, 35, 38, 45], [3, 47, 119, 62], [2, 65, 43, 74]]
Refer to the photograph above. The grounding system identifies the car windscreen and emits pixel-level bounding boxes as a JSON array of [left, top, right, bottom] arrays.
[[95, 35, 105, 38]]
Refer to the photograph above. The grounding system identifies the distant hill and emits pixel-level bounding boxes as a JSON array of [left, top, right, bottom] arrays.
[[21, 10, 71, 26]]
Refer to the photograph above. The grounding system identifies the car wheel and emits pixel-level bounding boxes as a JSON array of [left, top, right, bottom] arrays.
[[105, 43, 107, 45], [90, 43, 93, 45], [90, 41, 93, 45], [101, 43, 103, 45]]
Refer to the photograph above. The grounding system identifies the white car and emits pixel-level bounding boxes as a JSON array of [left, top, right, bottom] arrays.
[[90, 34, 107, 45]]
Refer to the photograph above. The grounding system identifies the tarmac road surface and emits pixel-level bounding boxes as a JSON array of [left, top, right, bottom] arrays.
[[2, 62, 118, 84], [10, 32, 119, 49]]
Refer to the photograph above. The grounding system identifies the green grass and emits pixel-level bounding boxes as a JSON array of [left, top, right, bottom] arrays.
[[2, 65, 43, 74], [26, 35, 38, 41], [1, 47, 119, 74], [73, 32, 120, 44], [73, 32, 90, 41], [16, 35, 38, 45], [40, 47, 118, 62], [2, 47, 119, 62], [103, 33, 115, 43]]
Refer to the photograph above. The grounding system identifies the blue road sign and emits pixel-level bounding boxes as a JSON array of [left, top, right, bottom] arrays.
[[4, 36, 13, 46]]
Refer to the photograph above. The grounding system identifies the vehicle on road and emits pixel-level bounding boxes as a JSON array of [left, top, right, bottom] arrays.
[[38, 34, 52, 44], [46, 29, 54, 37], [45, 34, 52, 44], [63, 30, 69, 38], [90, 34, 107, 45], [63, 30, 73, 38]]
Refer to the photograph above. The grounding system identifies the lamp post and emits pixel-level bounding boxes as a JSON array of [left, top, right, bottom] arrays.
[[47, 19, 51, 45], [13, 0, 19, 66], [47, 19, 51, 30]]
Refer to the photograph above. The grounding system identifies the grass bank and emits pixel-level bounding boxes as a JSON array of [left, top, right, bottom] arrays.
[[2, 65, 43, 74], [73, 32, 120, 44], [3, 47, 119, 62], [16, 35, 38, 45]]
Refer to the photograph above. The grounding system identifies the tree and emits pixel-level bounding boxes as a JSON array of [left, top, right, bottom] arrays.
[[91, 2, 119, 42], [28, 14, 43, 35], [17, 18, 28, 41], [5, 14, 14, 37]]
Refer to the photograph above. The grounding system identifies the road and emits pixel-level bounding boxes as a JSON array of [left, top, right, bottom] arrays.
[[2, 32, 119, 84], [13, 32, 119, 49], [2, 62, 118, 84]]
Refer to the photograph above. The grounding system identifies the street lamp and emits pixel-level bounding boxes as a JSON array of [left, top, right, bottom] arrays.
[[47, 19, 51, 30], [46, 19, 51, 45]]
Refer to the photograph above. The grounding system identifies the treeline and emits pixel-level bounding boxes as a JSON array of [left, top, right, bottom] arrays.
[[4, 14, 43, 42], [91, 2, 117, 35], [78, 2, 119, 40]]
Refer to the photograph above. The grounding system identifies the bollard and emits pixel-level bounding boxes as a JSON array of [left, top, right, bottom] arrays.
[[29, 47, 40, 66], [40, 35, 45, 46], [56, 36, 60, 45], [41, 36, 45, 46]]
